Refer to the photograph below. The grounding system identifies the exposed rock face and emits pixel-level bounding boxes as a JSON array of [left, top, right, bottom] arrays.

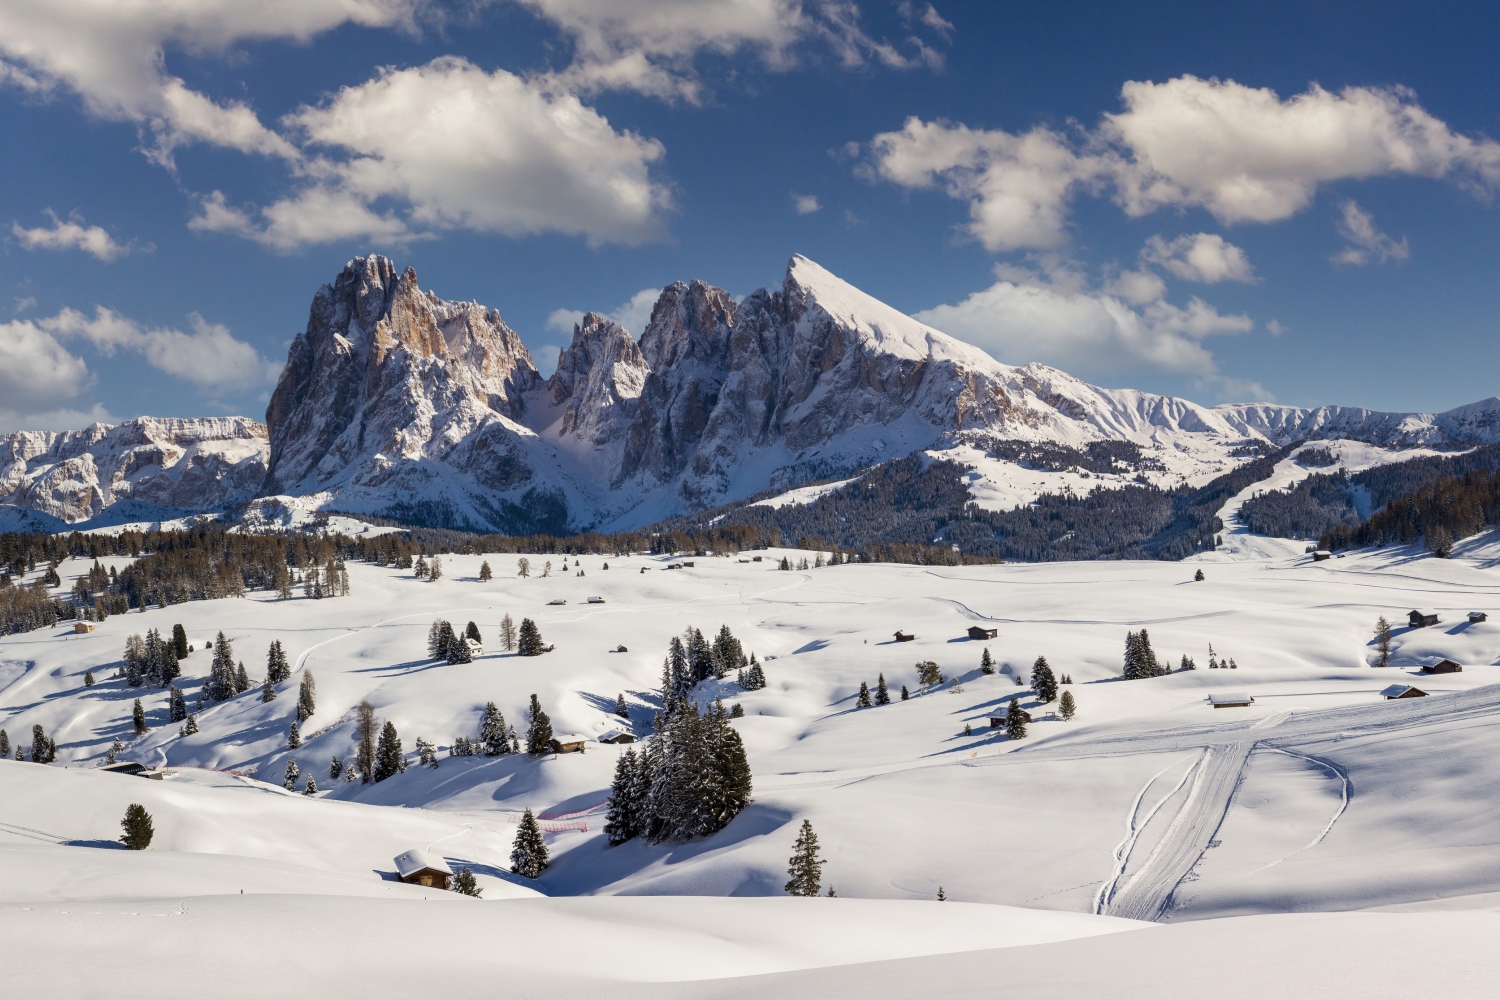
[[261, 256, 558, 530], [0, 417, 268, 523]]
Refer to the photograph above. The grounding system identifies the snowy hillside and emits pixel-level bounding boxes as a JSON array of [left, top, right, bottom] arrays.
[[9, 533, 1500, 992]]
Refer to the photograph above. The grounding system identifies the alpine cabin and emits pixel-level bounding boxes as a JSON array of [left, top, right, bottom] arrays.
[[73, 621, 95, 634], [1469, 612, 1488, 624], [550, 735, 588, 754], [1208, 692, 1255, 708], [597, 730, 635, 744], [393, 849, 452, 890], [1381, 684, 1428, 700], [967, 626, 999, 640], [1420, 657, 1462, 674], [988, 708, 1032, 727], [893, 631, 915, 642], [1409, 610, 1440, 628], [1312, 550, 1333, 562]]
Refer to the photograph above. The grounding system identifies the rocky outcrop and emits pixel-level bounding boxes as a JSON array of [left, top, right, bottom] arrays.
[[0, 417, 268, 523]]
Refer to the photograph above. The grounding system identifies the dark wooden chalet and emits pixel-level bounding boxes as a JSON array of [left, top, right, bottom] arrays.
[[1381, 684, 1428, 700], [597, 730, 636, 744], [1469, 612, 1488, 624], [988, 708, 1032, 727], [1409, 610, 1440, 628], [893, 631, 915, 642], [1420, 657, 1462, 674], [394, 849, 452, 890], [967, 626, 999, 640]]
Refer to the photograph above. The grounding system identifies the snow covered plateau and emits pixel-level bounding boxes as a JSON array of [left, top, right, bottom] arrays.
[[8, 534, 1500, 995], [4, 252, 1500, 534]]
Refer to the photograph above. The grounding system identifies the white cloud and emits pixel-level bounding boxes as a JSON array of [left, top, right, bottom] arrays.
[[0, 403, 116, 435], [865, 75, 1500, 247], [1267, 318, 1287, 336], [0, 0, 417, 165], [1331, 200, 1410, 266], [866, 117, 1108, 251], [793, 193, 822, 214], [1142, 232, 1256, 283], [194, 58, 671, 250], [1107, 76, 1500, 223], [0, 316, 93, 410], [518, 0, 947, 101], [914, 265, 1253, 383], [11, 211, 135, 261], [546, 286, 662, 337], [41, 306, 281, 390]]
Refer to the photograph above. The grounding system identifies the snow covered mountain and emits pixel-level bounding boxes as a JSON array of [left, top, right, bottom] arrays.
[[4, 253, 1500, 533], [0, 417, 268, 526], [259, 253, 1500, 532]]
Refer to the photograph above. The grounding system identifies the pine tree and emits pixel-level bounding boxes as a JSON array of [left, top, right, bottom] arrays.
[[605, 748, 640, 845], [937, 887, 947, 901], [500, 614, 517, 652], [465, 621, 482, 646], [288, 721, 302, 749], [615, 693, 629, 718], [120, 804, 153, 850], [686, 627, 713, 683], [354, 700, 377, 783], [480, 702, 509, 756], [172, 623, 189, 659], [1059, 690, 1076, 721], [447, 632, 473, 664], [0, 730, 8, 758], [510, 808, 549, 878], [784, 820, 824, 896], [266, 640, 290, 684], [517, 557, 530, 578], [132, 699, 147, 735], [1180, 654, 1196, 671], [900, 685, 910, 701], [1031, 656, 1058, 703], [437, 620, 457, 661], [343, 761, 356, 783], [980, 647, 995, 674], [1194, 568, 1205, 582], [453, 868, 482, 897], [874, 673, 891, 705], [206, 631, 236, 701], [297, 671, 316, 723], [517, 618, 544, 656], [106, 737, 122, 764], [168, 685, 186, 723], [234, 661, 249, 695], [413, 554, 428, 579], [262, 674, 276, 703], [373, 721, 403, 782], [479, 561, 492, 582], [184, 714, 199, 735], [855, 681, 872, 708], [84, 670, 95, 687], [525, 694, 554, 755], [283, 758, 300, 790], [1005, 698, 1028, 740], [428, 619, 445, 659], [329, 756, 343, 780], [429, 556, 442, 581], [31, 724, 51, 763], [304, 777, 318, 795], [1375, 616, 1393, 668]]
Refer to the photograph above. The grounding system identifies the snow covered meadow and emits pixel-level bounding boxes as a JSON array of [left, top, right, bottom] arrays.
[[6, 533, 1500, 996]]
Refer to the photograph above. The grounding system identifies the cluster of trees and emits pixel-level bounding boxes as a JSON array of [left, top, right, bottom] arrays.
[[12, 723, 59, 762], [0, 576, 77, 635], [853, 674, 892, 708], [1122, 630, 1168, 679], [604, 700, 751, 846], [122, 629, 183, 688], [1240, 472, 1360, 539], [975, 438, 1162, 475], [1321, 466, 1500, 555], [660, 625, 750, 712], [449, 702, 518, 758], [428, 619, 482, 663]]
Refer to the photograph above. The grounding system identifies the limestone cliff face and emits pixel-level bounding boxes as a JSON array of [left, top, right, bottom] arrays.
[[0, 417, 268, 523], [262, 256, 543, 505]]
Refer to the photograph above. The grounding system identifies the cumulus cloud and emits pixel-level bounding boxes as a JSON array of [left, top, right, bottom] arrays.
[[793, 193, 822, 214], [1331, 200, 1409, 266], [865, 75, 1500, 249], [0, 316, 94, 411], [11, 211, 136, 261], [0, 0, 417, 166], [866, 117, 1107, 251], [1141, 232, 1256, 283], [914, 265, 1253, 385], [192, 58, 671, 250], [519, 0, 949, 101], [42, 307, 281, 390]]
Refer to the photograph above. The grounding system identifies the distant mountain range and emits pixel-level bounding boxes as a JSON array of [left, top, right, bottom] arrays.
[[3, 254, 1499, 537]]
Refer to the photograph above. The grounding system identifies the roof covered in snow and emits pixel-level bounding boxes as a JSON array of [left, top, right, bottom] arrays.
[[1381, 684, 1426, 698], [1208, 692, 1254, 705], [393, 848, 451, 878]]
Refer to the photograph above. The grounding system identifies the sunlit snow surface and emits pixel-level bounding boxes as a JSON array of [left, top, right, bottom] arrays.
[[7, 532, 1500, 996]]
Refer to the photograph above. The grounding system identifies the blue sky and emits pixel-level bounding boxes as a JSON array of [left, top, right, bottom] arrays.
[[1, 1, 1498, 432]]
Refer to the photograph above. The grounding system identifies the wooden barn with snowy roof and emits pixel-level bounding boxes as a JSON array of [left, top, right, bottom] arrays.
[[393, 849, 452, 890]]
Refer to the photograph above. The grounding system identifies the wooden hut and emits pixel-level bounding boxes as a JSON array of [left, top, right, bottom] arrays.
[[987, 707, 1032, 728], [1420, 657, 1462, 674], [1469, 612, 1488, 624], [393, 849, 452, 890], [1312, 550, 1333, 562], [893, 630, 915, 642], [1208, 692, 1255, 708], [547, 598, 567, 606], [550, 734, 588, 754], [73, 621, 95, 634], [967, 625, 998, 640], [1381, 684, 1428, 700], [1408, 610, 1440, 628], [587, 596, 606, 604], [597, 730, 636, 744]]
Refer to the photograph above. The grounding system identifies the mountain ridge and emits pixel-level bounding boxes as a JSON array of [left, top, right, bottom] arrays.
[[3, 253, 1498, 535]]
